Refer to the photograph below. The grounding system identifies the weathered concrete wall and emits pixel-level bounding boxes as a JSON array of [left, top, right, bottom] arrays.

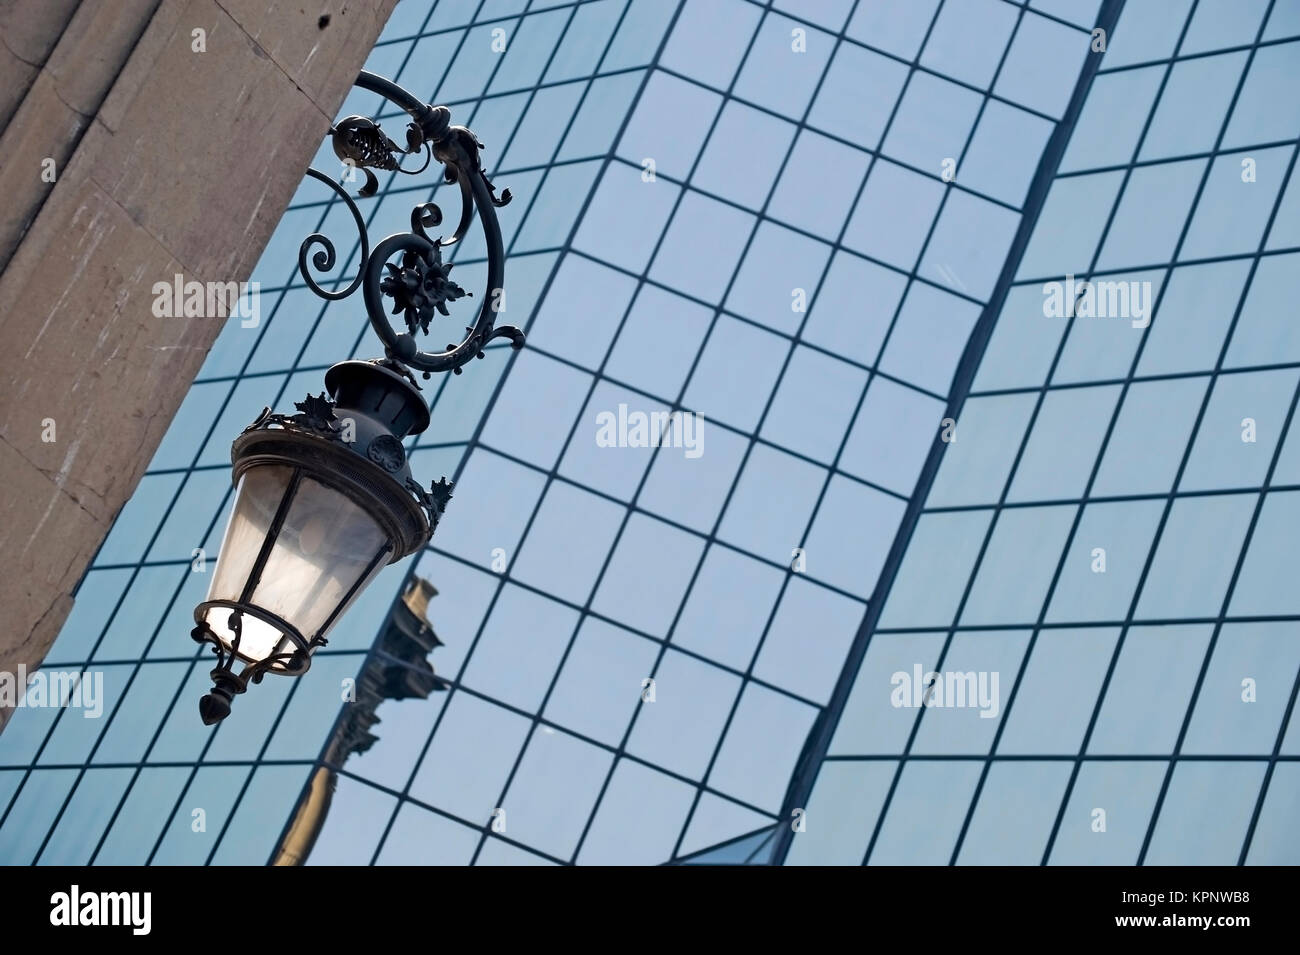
[[0, 0, 398, 728], [0, 0, 83, 130]]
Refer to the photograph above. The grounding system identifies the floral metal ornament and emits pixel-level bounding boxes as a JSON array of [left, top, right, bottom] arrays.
[[240, 392, 343, 441], [406, 476, 454, 531], [291, 393, 342, 433], [330, 115, 430, 197], [380, 243, 468, 336]]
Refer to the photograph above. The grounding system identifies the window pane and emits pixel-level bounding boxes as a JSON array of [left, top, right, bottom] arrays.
[[733, 12, 833, 116], [717, 444, 826, 565], [708, 683, 817, 812], [0, 770, 79, 864], [879, 512, 993, 628], [1137, 52, 1247, 161], [1230, 492, 1300, 616], [869, 760, 982, 865], [211, 764, 312, 865], [1245, 762, 1300, 864], [1135, 494, 1255, 619], [920, 0, 1017, 87], [1180, 146, 1292, 260], [768, 131, 871, 238], [1136, 259, 1250, 377], [761, 347, 867, 463], [755, 576, 864, 704], [994, 12, 1089, 118], [803, 476, 907, 599], [1060, 67, 1163, 173], [511, 481, 624, 605], [684, 316, 787, 432], [1050, 270, 1163, 383], [1017, 171, 1124, 279], [841, 376, 946, 496], [605, 284, 713, 398], [1096, 159, 1204, 270], [577, 758, 696, 865], [808, 43, 907, 150], [659, 0, 761, 89], [785, 760, 895, 866], [910, 629, 1030, 753], [846, 0, 939, 60], [559, 380, 661, 501], [802, 251, 908, 367], [574, 163, 679, 273], [1145, 761, 1266, 864], [1101, 0, 1193, 69], [638, 422, 748, 534], [956, 761, 1072, 865], [674, 545, 784, 671], [408, 693, 531, 823], [544, 617, 658, 746], [693, 101, 796, 210], [461, 585, 579, 712], [725, 222, 832, 337], [920, 189, 1021, 301], [1222, 41, 1300, 149], [1092, 376, 1208, 496], [626, 650, 741, 780], [1183, 622, 1300, 754], [830, 631, 948, 754], [1006, 384, 1121, 502], [1045, 501, 1163, 623], [973, 284, 1067, 391], [929, 393, 1038, 507], [878, 282, 982, 396], [481, 349, 591, 470], [151, 766, 250, 865], [844, 160, 945, 272], [592, 513, 705, 638], [36, 768, 134, 865], [500, 726, 613, 859], [1047, 761, 1166, 864], [997, 628, 1120, 753], [883, 72, 982, 172], [961, 506, 1076, 626], [375, 801, 479, 865], [1089, 625, 1212, 754], [1224, 253, 1300, 368], [960, 100, 1054, 206], [1179, 368, 1298, 491]]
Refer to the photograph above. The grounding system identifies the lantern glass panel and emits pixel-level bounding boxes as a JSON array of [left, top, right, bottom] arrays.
[[203, 465, 391, 663]]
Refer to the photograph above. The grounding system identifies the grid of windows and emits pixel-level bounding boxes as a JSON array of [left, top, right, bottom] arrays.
[[787, 0, 1300, 866], [2, 0, 1294, 867]]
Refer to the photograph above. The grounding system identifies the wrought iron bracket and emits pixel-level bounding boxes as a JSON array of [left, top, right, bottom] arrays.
[[297, 70, 525, 379]]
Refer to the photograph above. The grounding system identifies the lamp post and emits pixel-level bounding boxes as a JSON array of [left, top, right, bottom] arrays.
[[189, 71, 523, 724]]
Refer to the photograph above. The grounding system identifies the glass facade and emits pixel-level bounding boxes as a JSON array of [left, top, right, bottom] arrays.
[[787, 0, 1300, 866], [2, 0, 1298, 866]]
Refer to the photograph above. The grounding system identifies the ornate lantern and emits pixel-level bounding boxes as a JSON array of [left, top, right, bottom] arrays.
[[190, 72, 523, 724]]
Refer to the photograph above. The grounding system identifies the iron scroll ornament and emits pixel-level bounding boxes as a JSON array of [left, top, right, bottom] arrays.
[[298, 70, 525, 378]]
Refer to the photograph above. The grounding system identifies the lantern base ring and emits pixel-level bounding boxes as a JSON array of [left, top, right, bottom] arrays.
[[191, 603, 316, 724]]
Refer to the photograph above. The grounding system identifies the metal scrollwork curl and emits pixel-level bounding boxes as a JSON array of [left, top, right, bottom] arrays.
[[298, 168, 371, 301], [410, 201, 443, 242]]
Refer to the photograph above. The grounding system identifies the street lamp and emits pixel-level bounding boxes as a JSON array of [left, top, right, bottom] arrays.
[[190, 71, 523, 724]]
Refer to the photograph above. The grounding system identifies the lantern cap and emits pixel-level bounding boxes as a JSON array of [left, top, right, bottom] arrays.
[[324, 359, 431, 439]]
